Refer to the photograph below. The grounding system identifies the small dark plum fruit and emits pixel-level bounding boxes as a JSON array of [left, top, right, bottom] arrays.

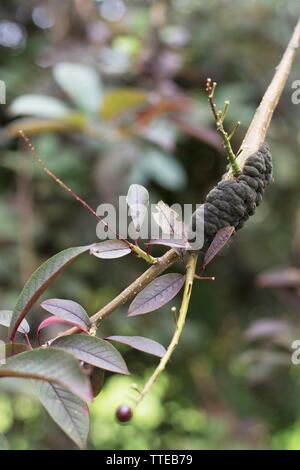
[[116, 404, 133, 423]]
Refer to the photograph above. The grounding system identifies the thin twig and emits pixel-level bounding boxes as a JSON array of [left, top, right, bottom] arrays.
[[15, 152, 36, 283], [18, 130, 103, 222], [18, 130, 157, 265], [206, 78, 241, 177], [133, 251, 198, 408]]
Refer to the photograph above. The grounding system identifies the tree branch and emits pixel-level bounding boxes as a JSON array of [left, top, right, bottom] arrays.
[[133, 251, 198, 408], [49, 17, 300, 342], [229, 16, 300, 175], [51, 248, 180, 341]]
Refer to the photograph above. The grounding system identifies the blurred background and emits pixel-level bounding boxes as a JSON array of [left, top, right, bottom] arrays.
[[1, 0, 300, 450]]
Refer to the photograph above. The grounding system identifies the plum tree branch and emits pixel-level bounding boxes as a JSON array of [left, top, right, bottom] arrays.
[[228, 16, 300, 175], [88, 17, 300, 328], [49, 17, 300, 343]]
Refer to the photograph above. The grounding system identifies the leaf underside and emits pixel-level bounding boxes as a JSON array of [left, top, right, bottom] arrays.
[[40, 298, 91, 331], [128, 273, 185, 316], [90, 240, 131, 259], [107, 335, 166, 358], [204, 226, 235, 267], [34, 380, 89, 449]]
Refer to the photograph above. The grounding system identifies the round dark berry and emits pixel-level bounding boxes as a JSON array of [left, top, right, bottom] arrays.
[[116, 404, 133, 423]]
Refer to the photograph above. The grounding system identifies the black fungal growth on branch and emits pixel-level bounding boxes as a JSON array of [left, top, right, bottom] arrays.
[[190, 143, 273, 251]]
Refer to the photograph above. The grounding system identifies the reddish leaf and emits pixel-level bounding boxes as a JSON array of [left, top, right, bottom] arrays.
[[90, 240, 131, 259], [204, 226, 235, 267], [9, 245, 91, 340], [40, 298, 91, 331], [128, 273, 185, 317], [37, 316, 88, 344], [107, 336, 166, 358]]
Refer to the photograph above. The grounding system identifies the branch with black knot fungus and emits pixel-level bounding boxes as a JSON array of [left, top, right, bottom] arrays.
[[35, 17, 300, 417], [190, 143, 273, 252]]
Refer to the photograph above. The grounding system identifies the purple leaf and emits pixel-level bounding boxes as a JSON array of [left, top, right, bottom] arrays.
[[37, 316, 88, 344], [90, 240, 131, 259], [34, 381, 89, 449], [204, 226, 235, 267], [128, 273, 185, 317], [0, 310, 30, 335], [106, 336, 166, 358], [9, 245, 91, 341], [0, 348, 92, 402], [52, 334, 129, 375], [40, 299, 91, 331], [82, 364, 104, 398], [126, 184, 149, 233]]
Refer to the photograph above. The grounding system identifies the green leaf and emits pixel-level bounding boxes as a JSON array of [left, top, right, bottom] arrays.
[[34, 381, 89, 449], [9, 94, 71, 119], [101, 88, 147, 120], [52, 334, 129, 375], [0, 348, 92, 402], [53, 62, 103, 114], [9, 245, 91, 340]]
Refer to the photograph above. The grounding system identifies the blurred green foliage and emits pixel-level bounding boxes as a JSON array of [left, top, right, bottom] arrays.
[[0, 0, 300, 450]]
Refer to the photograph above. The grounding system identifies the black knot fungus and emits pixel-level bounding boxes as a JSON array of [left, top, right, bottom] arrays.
[[189, 143, 272, 251]]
